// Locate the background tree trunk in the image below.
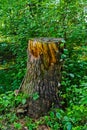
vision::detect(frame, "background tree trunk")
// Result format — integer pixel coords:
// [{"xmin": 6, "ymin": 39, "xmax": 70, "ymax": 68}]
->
[{"xmin": 20, "ymin": 38, "xmax": 64, "ymax": 118}]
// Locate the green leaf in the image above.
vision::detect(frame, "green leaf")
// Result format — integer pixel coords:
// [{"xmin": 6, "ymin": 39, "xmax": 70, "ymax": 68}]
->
[
  {"xmin": 81, "ymin": 97, "xmax": 87, "ymax": 105},
  {"xmin": 22, "ymin": 98, "xmax": 26, "ymax": 105},
  {"xmin": 33, "ymin": 93, "xmax": 39, "ymax": 100},
  {"xmin": 60, "ymin": 43, "xmax": 64, "ymax": 48},
  {"xmin": 61, "ymin": 54, "xmax": 66, "ymax": 59},
  {"xmin": 56, "ymin": 112, "xmax": 62, "ymax": 120},
  {"xmin": 64, "ymin": 49, "xmax": 68, "ymax": 54},
  {"xmin": 53, "ymin": 122, "xmax": 60, "ymax": 129},
  {"xmin": 63, "ymin": 116, "xmax": 69, "ymax": 122},
  {"xmin": 69, "ymin": 73, "xmax": 74, "ymax": 78},
  {"xmin": 14, "ymin": 122, "xmax": 22, "ymax": 129},
  {"xmin": 66, "ymin": 122, "xmax": 72, "ymax": 130},
  {"xmin": 50, "ymin": 111, "xmax": 54, "ymax": 118}
]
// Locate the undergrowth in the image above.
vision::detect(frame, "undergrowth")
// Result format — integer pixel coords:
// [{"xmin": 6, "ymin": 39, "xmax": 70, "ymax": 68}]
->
[{"xmin": 0, "ymin": 46, "xmax": 87, "ymax": 130}]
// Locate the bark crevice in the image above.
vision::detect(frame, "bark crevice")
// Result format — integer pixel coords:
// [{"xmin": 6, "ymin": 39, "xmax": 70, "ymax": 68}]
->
[{"xmin": 20, "ymin": 38, "xmax": 64, "ymax": 118}]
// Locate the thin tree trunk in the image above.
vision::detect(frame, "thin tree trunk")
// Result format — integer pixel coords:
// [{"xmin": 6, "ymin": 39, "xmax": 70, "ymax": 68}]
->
[{"xmin": 20, "ymin": 38, "xmax": 64, "ymax": 118}]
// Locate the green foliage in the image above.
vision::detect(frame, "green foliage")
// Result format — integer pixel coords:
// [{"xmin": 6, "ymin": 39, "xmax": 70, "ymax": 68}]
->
[
  {"xmin": 0, "ymin": 90, "xmax": 87, "ymax": 129},
  {"xmin": 0, "ymin": 91, "xmax": 28, "ymax": 114},
  {"xmin": 0, "ymin": 0, "xmax": 87, "ymax": 129},
  {"xmin": 14, "ymin": 122, "xmax": 22, "ymax": 130},
  {"xmin": 0, "ymin": 0, "xmax": 87, "ymax": 92},
  {"xmin": 32, "ymin": 92, "xmax": 39, "ymax": 100}
]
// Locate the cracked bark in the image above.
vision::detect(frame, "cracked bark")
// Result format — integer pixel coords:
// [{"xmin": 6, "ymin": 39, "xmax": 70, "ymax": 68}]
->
[{"xmin": 20, "ymin": 38, "xmax": 64, "ymax": 118}]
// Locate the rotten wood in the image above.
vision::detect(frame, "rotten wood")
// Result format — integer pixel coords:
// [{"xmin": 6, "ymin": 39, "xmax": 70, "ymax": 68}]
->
[{"xmin": 20, "ymin": 38, "xmax": 64, "ymax": 118}]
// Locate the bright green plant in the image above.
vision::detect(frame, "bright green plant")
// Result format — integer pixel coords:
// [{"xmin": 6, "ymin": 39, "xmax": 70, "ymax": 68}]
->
[{"xmin": 0, "ymin": 0, "xmax": 87, "ymax": 92}]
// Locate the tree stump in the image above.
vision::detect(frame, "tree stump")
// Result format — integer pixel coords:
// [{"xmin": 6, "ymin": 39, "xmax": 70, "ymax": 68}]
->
[{"xmin": 20, "ymin": 38, "xmax": 64, "ymax": 118}]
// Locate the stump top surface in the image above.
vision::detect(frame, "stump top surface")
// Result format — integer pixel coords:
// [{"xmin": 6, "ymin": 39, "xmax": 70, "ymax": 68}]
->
[{"xmin": 30, "ymin": 37, "xmax": 65, "ymax": 43}]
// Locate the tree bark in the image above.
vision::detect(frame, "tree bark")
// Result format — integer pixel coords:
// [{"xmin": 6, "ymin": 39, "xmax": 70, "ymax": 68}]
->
[{"xmin": 20, "ymin": 38, "xmax": 64, "ymax": 118}]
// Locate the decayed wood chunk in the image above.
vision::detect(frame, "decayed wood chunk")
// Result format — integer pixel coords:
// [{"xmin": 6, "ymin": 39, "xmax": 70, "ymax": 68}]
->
[{"xmin": 20, "ymin": 38, "xmax": 64, "ymax": 118}]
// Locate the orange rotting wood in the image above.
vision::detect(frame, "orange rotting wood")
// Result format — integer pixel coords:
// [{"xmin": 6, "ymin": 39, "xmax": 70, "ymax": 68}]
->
[
  {"xmin": 51, "ymin": 42, "xmax": 58, "ymax": 52},
  {"xmin": 48, "ymin": 43, "xmax": 56, "ymax": 64},
  {"xmin": 28, "ymin": 40, "xmax": 58, "ymax": 65},
  {"xmin": 20, "ymin": 38, "xmax": 64, "ymax": 118}
]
